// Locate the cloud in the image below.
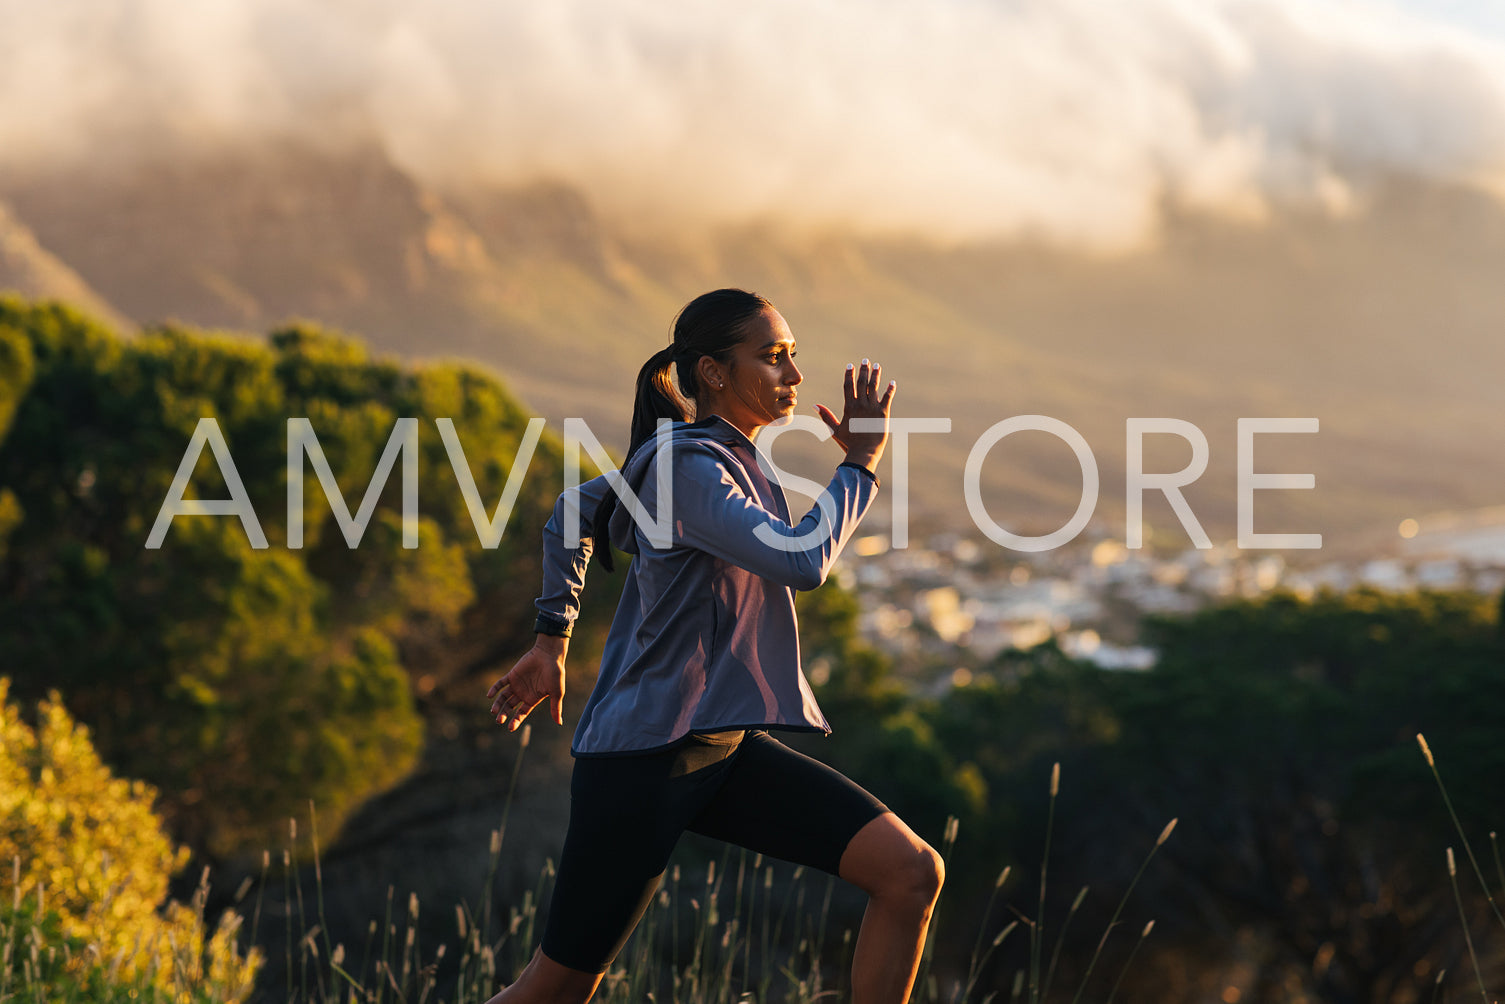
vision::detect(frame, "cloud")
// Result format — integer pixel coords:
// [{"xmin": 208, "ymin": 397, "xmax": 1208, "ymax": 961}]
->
[{"xmin": 2, "ymin": 0, "xmax": 1504, "ymax": 246}]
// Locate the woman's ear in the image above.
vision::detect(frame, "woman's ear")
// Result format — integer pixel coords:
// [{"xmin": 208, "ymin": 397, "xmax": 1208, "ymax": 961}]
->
[{"xmin": 695, "ymin": 355, "xmax": 725, "ymax": 393}]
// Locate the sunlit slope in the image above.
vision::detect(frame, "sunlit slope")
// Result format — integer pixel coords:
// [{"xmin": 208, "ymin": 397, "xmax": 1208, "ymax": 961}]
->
[{"xmin": 0, "ymin": 200, "xmax": 133, "ymax": 333}]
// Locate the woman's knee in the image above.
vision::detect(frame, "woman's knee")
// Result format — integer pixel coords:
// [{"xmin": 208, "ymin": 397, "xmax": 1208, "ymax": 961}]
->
[
  {"xmin": 840, "ymin": 813, "xmax": 945, "ymax": 909},
  {"xmin": 908, "ymin": 841, "xmax": 945, "ymax": 906},
  {"xmin": 873, "ymin": 840, "xmax": 944, "ymax": 914}
]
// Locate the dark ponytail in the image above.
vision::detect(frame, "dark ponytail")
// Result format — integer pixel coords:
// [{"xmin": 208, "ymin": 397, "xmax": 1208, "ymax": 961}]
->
[
  {"xmin": 591, "ymin": 288, "xmax": 775, "ymax": 571},
  {"xmin": 626, "ymin": 344, "xmax": 690, "ymax": 459}
]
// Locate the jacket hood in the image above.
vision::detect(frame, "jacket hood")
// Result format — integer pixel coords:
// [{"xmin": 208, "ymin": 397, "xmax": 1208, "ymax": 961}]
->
[{"xmin": 607, "ymin": 415, "xmax": 754, "ymax": 555}]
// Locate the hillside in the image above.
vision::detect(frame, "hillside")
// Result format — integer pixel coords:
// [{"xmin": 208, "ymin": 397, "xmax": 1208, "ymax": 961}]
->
[{"xmin": 0, "ymin": 200, "xmax": 133, "ymax": 332}]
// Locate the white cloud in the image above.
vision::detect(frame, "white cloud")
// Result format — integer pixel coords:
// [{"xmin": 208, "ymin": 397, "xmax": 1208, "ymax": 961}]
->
[{"xmin": 2, "ymin": 0, "xmax": 1503, "ymax": 246}]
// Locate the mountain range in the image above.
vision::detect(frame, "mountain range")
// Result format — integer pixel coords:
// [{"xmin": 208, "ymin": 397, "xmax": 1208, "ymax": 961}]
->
[{"xmin": 3, "ymin": 142, "xmax": 1502, "ymax": 558}]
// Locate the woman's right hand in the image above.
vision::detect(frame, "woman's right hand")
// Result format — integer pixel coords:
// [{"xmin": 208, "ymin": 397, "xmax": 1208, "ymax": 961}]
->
[
  {"xmin": 814, "ymin": 358, "xmax": 896, "ymax": 475},
  {"xmin": 487, "ymin": 635, "xmax": 568, "ymax": 732}
]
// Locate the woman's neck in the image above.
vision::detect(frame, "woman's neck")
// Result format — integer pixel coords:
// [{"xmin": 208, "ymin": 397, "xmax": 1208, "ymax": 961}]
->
[{"xmin": 696, "ymin": 406, "xmax": 763, "ymax": 442}]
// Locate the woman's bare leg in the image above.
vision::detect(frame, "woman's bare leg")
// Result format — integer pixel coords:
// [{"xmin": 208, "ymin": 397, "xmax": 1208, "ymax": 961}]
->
[
  {"xmin": 839, "ymin": 812, "xmax": 946, "ymax": 1004},
  {"xmin": 483, "ymin": 946, "xmax": 605, "ymax": 1004}
]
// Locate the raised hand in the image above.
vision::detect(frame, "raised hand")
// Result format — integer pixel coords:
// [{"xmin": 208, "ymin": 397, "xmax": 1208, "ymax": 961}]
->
[
  {"xmin": 813, "ymin": 358, "xmax": 896, "ymax": 473},
  {"xmin": 486, "ymin": 635, "xmax": 568, "ymax": 732}
]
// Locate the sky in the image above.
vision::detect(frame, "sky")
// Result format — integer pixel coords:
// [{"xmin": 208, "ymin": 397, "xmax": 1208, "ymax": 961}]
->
[
  {"xmin": 1387, "ymin": 0, "xmax": 1505, "ymax": 40},
  {"xmin": 2, "ymin": 0, "xmax": 1504, "ymax": 248}
]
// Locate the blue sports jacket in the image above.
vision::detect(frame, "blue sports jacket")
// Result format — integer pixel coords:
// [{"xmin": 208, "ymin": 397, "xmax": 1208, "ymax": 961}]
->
[{"xmin": 533, "ymin": 414, "xmax": 879, "ymax": 755}]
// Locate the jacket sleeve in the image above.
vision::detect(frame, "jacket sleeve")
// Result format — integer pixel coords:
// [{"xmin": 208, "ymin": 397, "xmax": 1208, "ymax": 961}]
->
[
  {"xmin": 661, "ymin": 445, "xmax": 879, "ymax": 591},
  {"xmin": 534, "ymin": 473, "xmax": 614, "ymax": 634}
]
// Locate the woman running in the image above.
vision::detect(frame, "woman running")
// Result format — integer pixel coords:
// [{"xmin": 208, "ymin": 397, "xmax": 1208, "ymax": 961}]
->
[{"xmin": 484, "ymin": 289, "xmax": 943, "ymax": 1004}]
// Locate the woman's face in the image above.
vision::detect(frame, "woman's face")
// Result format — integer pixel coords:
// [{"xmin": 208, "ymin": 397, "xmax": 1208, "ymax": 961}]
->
[{"xmin": 704, "ymin": 307, "xmax": 802, "ymax": 439}]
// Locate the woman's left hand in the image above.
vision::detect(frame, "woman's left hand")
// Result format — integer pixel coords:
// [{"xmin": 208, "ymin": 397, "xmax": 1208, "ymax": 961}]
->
[
  {"xmin": 487, "ymin": 635, "xmax": 568, "ymax": 732},
  {"xmin": 814, "ymin": 358, "xmax": 895, "ymax": 472}
]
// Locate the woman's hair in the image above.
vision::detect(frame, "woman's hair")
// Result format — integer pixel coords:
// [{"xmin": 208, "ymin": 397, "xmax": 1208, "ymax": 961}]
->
[{"xmin": 590, "ymin": 288, "xmax": 775, "ymax": 571}]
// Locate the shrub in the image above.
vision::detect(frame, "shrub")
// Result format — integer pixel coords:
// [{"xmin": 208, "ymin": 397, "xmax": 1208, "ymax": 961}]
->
[{"xmin": 0, "ymin": 677, "xmax": 260, "ymax": 1000}]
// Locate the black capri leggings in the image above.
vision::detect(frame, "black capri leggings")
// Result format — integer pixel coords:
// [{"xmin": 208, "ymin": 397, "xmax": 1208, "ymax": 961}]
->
[{"xmin": 539, "ymin": 729, "xmax": 890, "ymax": 974}]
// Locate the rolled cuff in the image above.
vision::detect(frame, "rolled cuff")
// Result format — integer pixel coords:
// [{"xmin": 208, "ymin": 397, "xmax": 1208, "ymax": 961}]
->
[
  {"xmin": 837, "ymin": 461, "xmax": 879, "ymax": 489},
  {"xmin": 534, "ymin": 611, "xmax": 573, "ymax": 638}
]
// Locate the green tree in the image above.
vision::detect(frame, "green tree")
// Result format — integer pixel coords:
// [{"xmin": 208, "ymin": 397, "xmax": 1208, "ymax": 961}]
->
[
  {"xmin": 0, "ymin": 298, "xmax": 585, "ymax": 859},
  {"xmin": 985, "ymin": 588, "xmax": 1505, "ymax": 1003}
]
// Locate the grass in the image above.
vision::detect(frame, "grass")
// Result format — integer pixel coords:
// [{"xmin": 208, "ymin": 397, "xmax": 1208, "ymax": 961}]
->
[
  {"xmin": 4, "ymin": 727, "xmax": 1180, "ymax": 1004},
  {"xmin": 6, "ymin": 707, "xmax": 1502, "ymax": 1002},
  {"xmin": 1417, "ymin": 733, "xmax": 1505, "ymax": 1004},
  {"xmin": 0, "ymin": 857, "xmax": 259, "ymax": 1004}
]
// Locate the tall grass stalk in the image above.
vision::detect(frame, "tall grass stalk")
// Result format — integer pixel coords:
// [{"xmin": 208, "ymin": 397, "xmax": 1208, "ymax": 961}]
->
[
  {"xmin": 757, "ymin": 865, "xmax": 771, "ymax": 1004},
  {"xmin": 249, "ymin": 851, "xmax": 268, "ymax": 974},
  {"xmin": 1039, "ymin": 886, "xmax": 1088, "ymax": 1004},
  {"xmin": 2, "ymin": 857, "xmax": 15, "ymax": 1001},
  {"xmin": 1446, "ymin": 847, "xmax": 1491, "ymax": 1004},
  {"xmin": 481, "ymin": 723, "xmax": 531, "ymax": 967},
  {"xmin": 309, "ymin": 801, "xmax": 336, "ymax": 971},
  {"xmin": 1417, "ymin": 733, "xmax": 1505, "ymax": 936},
  {"xmin": 959, "ymin": 867, "xmax": 1011, "ymax": 1002},
  {"xmin": 379, "ymin": 884, "xmax": 395, "ymax": 1002},
  {"xmin": 812, "ymin": 872, "xmax": 836, "ymax": 991},
  {"xmin": 1102, "ymin": 921, "xmax": 1153, "ymax": 1004},
  {"xmin": 737, "ymin": 851, "xmax": 755, "ymax": 990},
  {"xmin": 283, "ymin": 844, "xmax": 295, "ymax": 999},
  {"xmin": 960, "ymin": 920, "xmax": 1019, "ymax": 1003},
  {"xmin": 1029, "ymin": 763, "xmax": 1060, "ymax": 1004},
  {"xmin": 1067, "ymin": 817, "xmax": 1176, "ymax": 1004},
  {"xmin": 1491, "ymin": 832, "xmax": 1505, "ymax": 906},
  {"xmin": 673, "ymin": 863, "xmax": 683, "ymax": 1004}
]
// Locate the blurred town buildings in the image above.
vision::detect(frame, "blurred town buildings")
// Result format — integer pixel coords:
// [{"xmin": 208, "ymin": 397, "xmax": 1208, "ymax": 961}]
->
[{"xmin": 825, "ymin": 507, "xmax": 1505, "ymax": 694}]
